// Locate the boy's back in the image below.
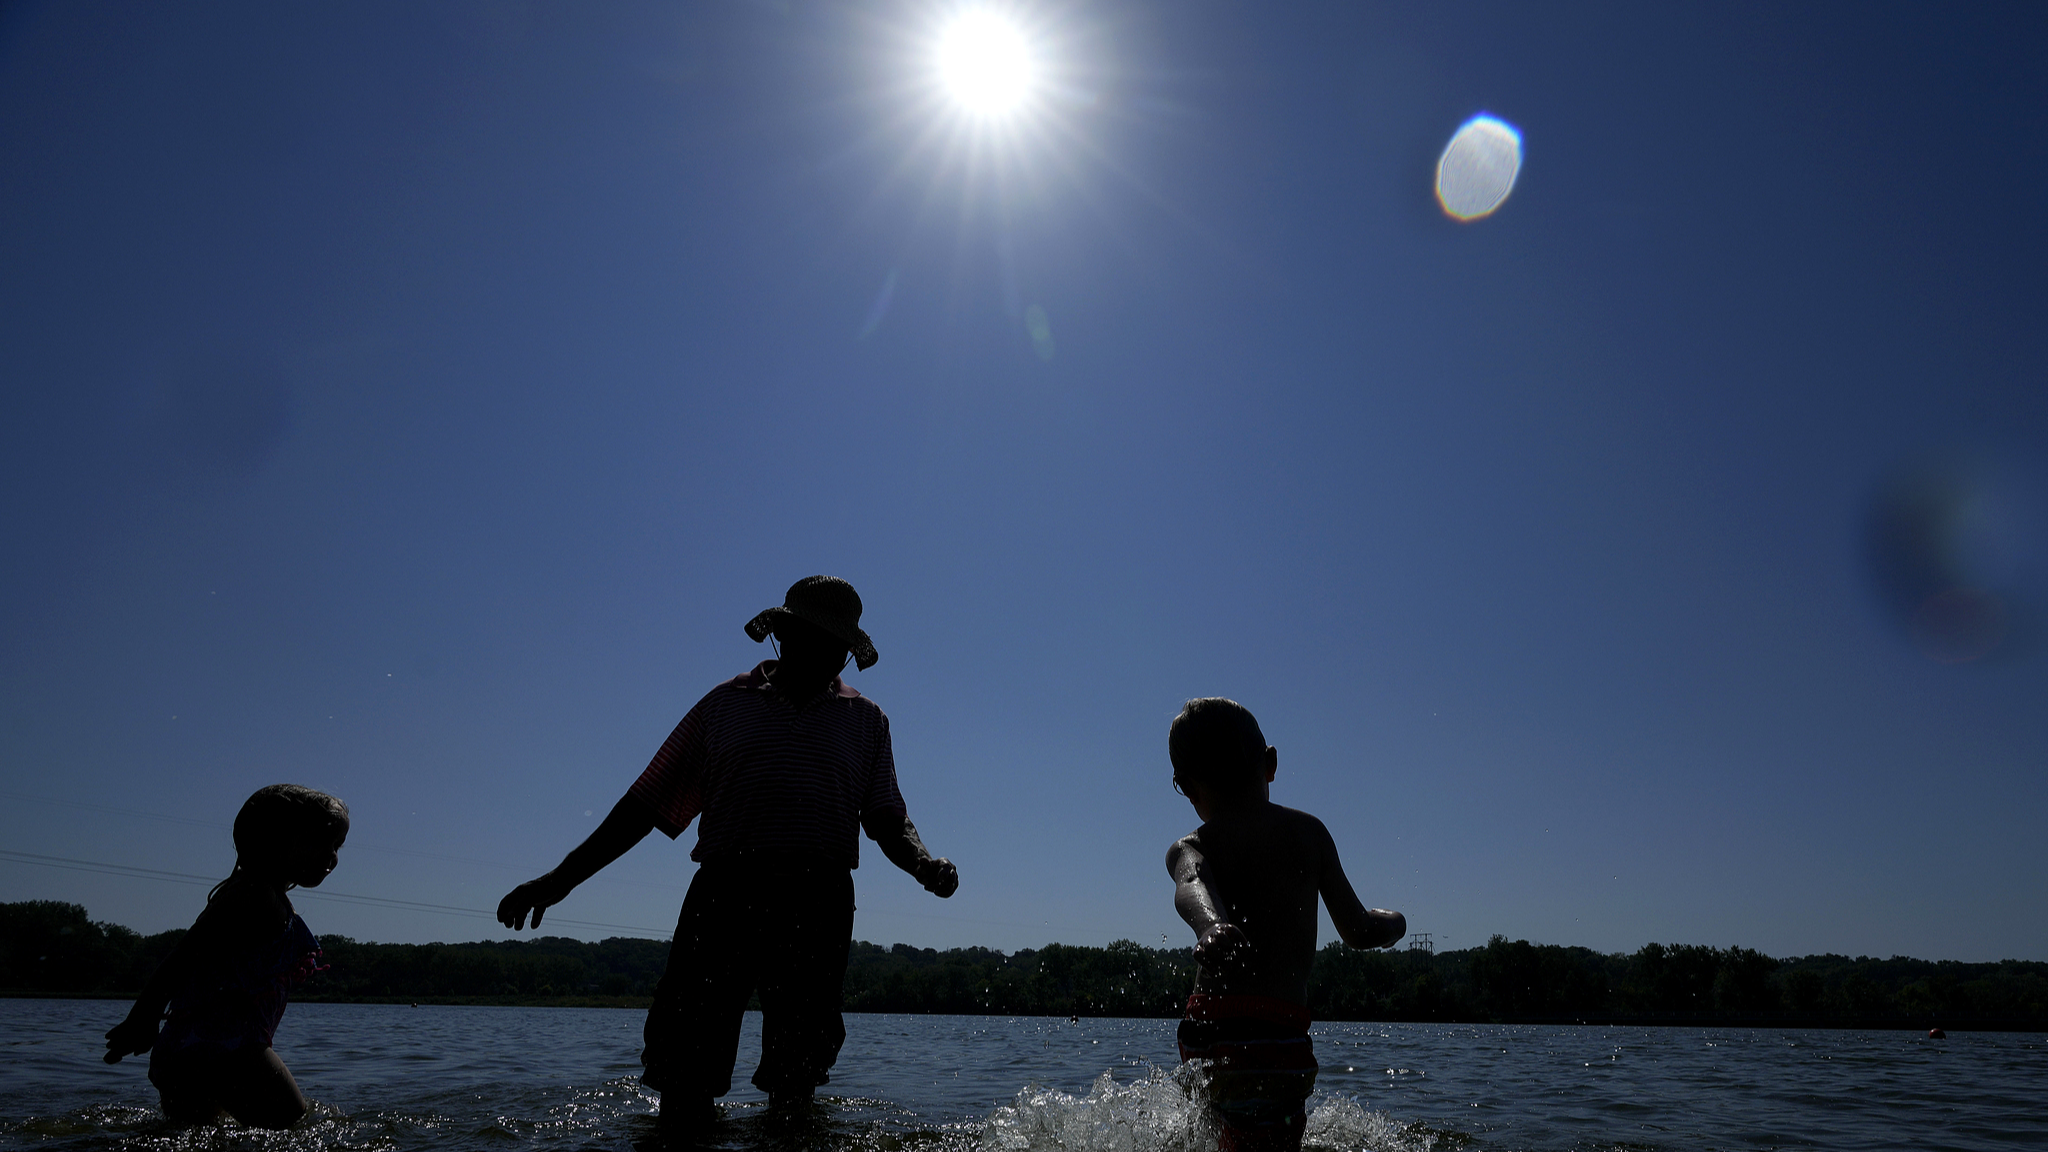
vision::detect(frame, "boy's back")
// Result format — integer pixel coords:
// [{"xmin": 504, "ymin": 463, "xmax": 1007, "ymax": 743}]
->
[
  {"xmin": 1163, "ymin": 697, "xmax": 1403, "ymax": 1152},
  {"xmin": 1168, "ymin": 802, "xmax": 1357, "ymax": 1006}
]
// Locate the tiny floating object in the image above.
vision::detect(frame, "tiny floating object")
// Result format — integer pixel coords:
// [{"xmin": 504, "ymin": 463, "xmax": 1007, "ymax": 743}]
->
[{"xmin": 1928, "ymin": 1027, "xmax": 1947, "ymax": 1039}]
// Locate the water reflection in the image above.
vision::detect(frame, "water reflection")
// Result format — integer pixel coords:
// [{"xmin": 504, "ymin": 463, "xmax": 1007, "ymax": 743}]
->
[{"xmin": 9, "ymin": 1003, "xmax": 2045, "ymax": 1152}]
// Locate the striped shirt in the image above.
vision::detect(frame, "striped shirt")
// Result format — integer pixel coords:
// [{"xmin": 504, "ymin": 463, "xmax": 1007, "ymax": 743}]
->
[{"xmin": 629, "ymin": 662, "xmax": 908, "ymax": 870}]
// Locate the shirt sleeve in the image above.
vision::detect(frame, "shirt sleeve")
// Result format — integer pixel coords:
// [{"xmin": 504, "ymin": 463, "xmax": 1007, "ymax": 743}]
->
[
  {"xmin": 858, "ymin": 708, "xmax": 910, "ymax": 842},
  {"xmin": 629, "ymin": 693, "xmax": 712, "ymax": 839}
]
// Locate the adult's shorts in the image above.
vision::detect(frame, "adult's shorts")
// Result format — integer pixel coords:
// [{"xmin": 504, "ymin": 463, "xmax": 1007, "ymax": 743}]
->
[{"xmin": 641, "ymin": 860, "xmax": 856, "ymax": 1098}]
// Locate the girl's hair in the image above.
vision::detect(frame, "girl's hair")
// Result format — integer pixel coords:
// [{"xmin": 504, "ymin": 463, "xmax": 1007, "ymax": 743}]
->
[{"xmin": 210, "ymin": 784, "xmax": 350, "ymax": 900}]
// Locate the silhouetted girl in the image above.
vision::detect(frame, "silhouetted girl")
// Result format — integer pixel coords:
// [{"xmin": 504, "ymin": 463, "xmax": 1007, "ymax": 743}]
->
[{"xmin": 103, "ymin": 784, "xmax": 348, "ymax": 1128}]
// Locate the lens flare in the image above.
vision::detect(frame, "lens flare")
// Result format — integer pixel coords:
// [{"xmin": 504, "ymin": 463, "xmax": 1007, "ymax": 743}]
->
[
  {"xmin": 1025, "ymin": 304, "xmax": 1056, "ymax": 360},
  {"xmin": 1910, "ymin": 587, "xmax": 2009, "ymax": 665},
  {"xmin": 938, "ymin": 11, "xmax": 1034, "ymax": 117},
  {"xmin": 1436, "ymin": 115, "xmax": 1523, "ymax": 221},
  {"xmin": 1866, "ymin": 452, "xmax": 2048, "ymax": 664}
]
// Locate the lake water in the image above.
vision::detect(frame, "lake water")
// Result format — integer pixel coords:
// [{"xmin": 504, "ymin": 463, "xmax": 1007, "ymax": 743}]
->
[{"xmin": 1, "ymin": 1000, "xmax": 2040, "ymax": 1152}]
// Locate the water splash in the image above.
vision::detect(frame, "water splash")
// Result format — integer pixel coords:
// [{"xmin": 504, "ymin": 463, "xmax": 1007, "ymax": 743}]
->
[
  {"xmin": 980, "ymin": 1066, "xmax": 1215, "ymax": 1152},
  {"xmin": 6, "ymin": 1100, "xmax": 397, "ymax": 1152},
  {"xmin": 1299, "ymin": 1096, "xmax": 1454, "ymax": 1152},
  {"xmin": 0, "ymin": 1084, "xmax": 673, "ymax": 1152},
  {"xmin": 978, "ymin": 1067, "xmax": 1442, "ymax": 1152}
]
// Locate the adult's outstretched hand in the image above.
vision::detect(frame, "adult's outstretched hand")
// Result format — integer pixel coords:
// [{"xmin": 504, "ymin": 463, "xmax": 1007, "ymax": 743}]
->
[
  {"xmin": 496, "ymin": 794, "xmax": 659, "ymax": 930},
  {"xmin": 497, "ymin": 873, "xmax": 572, "ymax": 931},
  {"xmin": 915, "ymin": 856, "xmax": 959, "ymax": 899}
]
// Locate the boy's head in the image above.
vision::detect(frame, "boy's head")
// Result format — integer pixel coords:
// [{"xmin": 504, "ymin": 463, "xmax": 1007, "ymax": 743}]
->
[{"xmin": 1169, "ymin": 698, "xmax": 1271, "ymax": 794}]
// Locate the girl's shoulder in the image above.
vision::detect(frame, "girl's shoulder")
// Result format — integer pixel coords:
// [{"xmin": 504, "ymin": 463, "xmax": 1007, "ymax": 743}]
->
[{"xmin": 194, "ymin": 874, "xmax": 294, "ymax": 943}]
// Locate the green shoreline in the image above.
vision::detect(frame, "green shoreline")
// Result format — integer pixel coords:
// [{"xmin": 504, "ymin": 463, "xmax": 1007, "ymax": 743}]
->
[
  {"xmin": 9, "ymin": 990, "xmax": 2044, "ymax": 1032},
  {"xmin": 6, "ymin": 901, "xmax": 2044, "ymax": 1030}
]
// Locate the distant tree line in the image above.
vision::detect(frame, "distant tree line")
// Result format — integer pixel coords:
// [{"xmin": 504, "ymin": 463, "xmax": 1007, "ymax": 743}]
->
[
  {"xmin": 5, "ymin": 901, "xmax": 2043, "ymax": 1029},
  {"xmin": 1308, "ymin": 936, "xmax": 2048, "ymax": 1029},
  {"xmin": 0, "ymin": 900, "xmax": 184, "ymax": 997}
]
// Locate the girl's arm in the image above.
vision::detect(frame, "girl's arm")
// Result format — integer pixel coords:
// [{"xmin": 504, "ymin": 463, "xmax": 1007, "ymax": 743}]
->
[
  {"xmin": 103, "ymin": 881, "xmax": 277, "ymax": 1063},
  {"xmin": 103, "ymin": 932, "xmax": 197, "ymax": 1062}
]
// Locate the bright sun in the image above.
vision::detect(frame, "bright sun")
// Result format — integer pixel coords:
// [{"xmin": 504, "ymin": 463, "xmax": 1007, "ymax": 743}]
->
[{"xmin": 937, "ymin": 11, "xmax": 1033, "ymax": 117}]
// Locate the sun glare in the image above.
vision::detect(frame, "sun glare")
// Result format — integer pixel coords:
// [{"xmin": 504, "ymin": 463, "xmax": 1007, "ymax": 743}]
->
[{"xmin": 937, "ymin": 11, "xmax": 1034, "ymax": 117}]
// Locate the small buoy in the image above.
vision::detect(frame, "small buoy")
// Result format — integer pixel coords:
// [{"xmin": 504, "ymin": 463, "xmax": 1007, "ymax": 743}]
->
[{"xmin": 1928, "ymin": 1027, "xmax": 1946, "ymax": 1039}]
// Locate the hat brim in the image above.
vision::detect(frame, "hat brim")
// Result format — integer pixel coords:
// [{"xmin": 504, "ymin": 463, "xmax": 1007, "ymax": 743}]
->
[{"xmin": 745, "ymin": 607, "xmax": 878, "ymax": 671}]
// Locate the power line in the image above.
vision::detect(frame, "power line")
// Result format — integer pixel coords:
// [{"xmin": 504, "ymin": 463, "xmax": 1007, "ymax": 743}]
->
[
  {"xmin": 0, "ymin": 848, "xmax": 1092, "ymax": 943},
  {"xmin": 0, "ymin": 850, "xmax": 670, "ymax": 937},
  {"xmin": 0, "ymin": 789, "xmax": 688, "ymax": 894},
  {"xmin": 1, "ymin": 794, "xmax": 1098, "ymax": 941},
  {"xmin": 0, "ymin": 850, "xmax": 214, "ymax": 886}
]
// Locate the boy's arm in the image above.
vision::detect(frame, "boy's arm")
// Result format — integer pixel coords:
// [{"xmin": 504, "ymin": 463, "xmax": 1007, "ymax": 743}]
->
[
  {"xmin": 496, "ymin": 792, "xmax": 658, "ymax": 930},
  {"xmin": 1314, "ymin": 820, "xmax": 1406, "ymax": 950},
  {"xmin": 1168, "ymin": 837, "xmax": 1249, "ymax": 968},
  {"xmin": 873, "ymin": 816, "xmax": 958, "ymax": 897}
]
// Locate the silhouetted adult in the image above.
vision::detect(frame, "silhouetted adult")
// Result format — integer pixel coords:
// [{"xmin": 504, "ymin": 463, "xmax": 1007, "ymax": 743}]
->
[{"xmin": 496, "ymin": 576, "xmax": 958, "ymax": 1137}]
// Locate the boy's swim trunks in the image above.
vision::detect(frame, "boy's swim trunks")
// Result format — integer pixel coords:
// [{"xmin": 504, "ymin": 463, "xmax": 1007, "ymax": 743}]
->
[{"xmin": 1177, "ymin": 993, "xmax": 1317, "ymax": 1152}]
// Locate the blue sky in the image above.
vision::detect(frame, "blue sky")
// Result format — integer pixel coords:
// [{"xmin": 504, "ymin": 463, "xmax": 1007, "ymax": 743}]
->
[{"xmin": 3, "ymin": 2, "xmax": 2045, "ymax": 962}]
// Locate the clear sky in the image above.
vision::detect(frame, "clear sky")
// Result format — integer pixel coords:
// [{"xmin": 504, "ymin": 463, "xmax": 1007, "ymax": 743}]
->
[{"xmin": 3, "ymin": 2, "xmax": 2045, "ymax": 963}]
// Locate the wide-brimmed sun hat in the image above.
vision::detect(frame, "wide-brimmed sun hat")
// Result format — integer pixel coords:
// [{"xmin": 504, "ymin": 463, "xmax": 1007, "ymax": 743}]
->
[{"xmin": 744, "ymin": 575, "xmax": 878, "ymax": 671}]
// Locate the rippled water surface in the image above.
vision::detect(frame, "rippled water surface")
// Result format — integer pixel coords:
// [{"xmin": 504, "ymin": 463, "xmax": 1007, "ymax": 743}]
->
[{"xmin": 3, "ymin": 1001, "xmax": 2040, "ymax": 1152}]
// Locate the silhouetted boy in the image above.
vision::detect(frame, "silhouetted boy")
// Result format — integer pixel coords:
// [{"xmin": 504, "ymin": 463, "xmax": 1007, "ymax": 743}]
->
[
  {"xmin": 1165, "ymin": 698, "xmax": 1404, "ymax": 1152},
  {"xmin": 498, "ymin": 576, "xmax": 958, "ymax": 1139}
]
